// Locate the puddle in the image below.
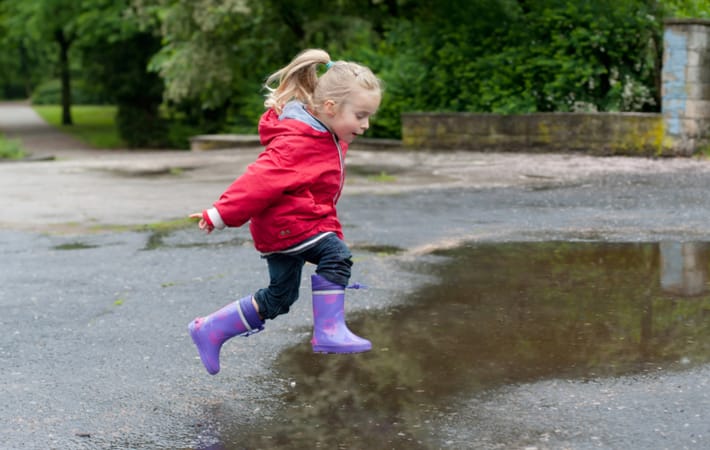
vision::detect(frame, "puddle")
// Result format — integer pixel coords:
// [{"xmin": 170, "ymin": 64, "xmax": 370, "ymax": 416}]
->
[
  {"xmin": 347, "ymin": 164, "xmax": 405, "ymax": 177},
  {"xmin": 142, "ymin": 229, "xmax": 249, "ymax": 251},
  {"xmin": 198, "ymin": 241, "xmax": 710, "ymax": 449},
  {"xmin": 98, "ymin": 166, "xmax": 196, "ymax": 178},
  {"xmin": 52, "ymin": 241, "xmax": 99, "ymax": 250},
  {"xmin": 347, "ymin": 164, "xmax": 402, "ymax": 182},
  {"xmin": 351, "ymin": 243, "xmax": 404, "ymax": 256}
]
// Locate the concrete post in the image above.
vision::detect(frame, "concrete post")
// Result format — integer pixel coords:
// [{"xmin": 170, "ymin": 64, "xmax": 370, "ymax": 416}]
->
[{"xmin": 663, "ymin": 19, "xmax": 710, "ymax": 155}]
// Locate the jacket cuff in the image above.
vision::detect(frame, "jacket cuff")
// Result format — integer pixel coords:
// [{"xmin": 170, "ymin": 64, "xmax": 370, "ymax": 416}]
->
[{"xmin": 205, "ymin": 207, "xmax": 226, "ymax": 230}]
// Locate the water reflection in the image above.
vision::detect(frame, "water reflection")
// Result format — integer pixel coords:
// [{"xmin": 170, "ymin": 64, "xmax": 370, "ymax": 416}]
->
[
  {"xmin": 660, "ymin": 241, "xmax": 708, "ymax": 296},
  {"xmin": 203, "ymin": 241, "xmax": 710, "ymax": 449}
]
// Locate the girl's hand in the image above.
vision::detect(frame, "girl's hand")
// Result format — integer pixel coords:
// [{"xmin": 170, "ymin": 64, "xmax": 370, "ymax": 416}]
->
[{"xmin": 189, "ymin": 212, "xmax": 214, "ymax": 234}]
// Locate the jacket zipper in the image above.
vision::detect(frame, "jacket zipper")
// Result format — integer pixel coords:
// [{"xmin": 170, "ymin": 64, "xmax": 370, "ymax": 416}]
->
[{"xmin": 332, "ymin": 134, "xmax": 345, "ymax": 205}]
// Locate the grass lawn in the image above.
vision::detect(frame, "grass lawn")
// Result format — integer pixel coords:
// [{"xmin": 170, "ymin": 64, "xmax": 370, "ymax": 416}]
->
[{"xmin": 32, "ymin": 105, "xmax": 126, "ymax": 149}]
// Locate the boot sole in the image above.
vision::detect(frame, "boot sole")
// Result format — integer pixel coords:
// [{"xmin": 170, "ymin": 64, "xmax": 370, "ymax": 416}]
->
[{"xmin": 312, "ymin": 344, "xmax": 372, "ymax": 354}]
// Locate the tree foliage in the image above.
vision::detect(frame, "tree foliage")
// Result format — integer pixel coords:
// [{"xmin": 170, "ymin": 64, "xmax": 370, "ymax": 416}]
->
[
  {"xmin": 0, "ymin": 0, "xmax": 87, "ymax": 124},
  {"xmin": 0, "ymin": 0, "xmax": 707, "ymax": 144},
  {"xmin": 663, "ymin": 0, "xmax": 710, "ymax": 17},
  {"xmin": 73, "ymin": 1, "xmax": 168, "ymax": 147},
  {"xmin": 141, "ymin": 0, "xmax": 669, "ymax": 138}
]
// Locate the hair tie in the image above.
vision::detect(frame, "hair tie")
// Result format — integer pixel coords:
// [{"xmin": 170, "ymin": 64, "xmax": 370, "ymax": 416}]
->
[{"xmin": 325, "ymin": 61, "xmax": 335, "ymax": 69}]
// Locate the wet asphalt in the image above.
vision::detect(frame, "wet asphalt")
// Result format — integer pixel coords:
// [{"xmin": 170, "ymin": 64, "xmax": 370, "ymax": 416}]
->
[{"xmin": 2, "ymin": 102, "xmax": 710, "ymax": 449}]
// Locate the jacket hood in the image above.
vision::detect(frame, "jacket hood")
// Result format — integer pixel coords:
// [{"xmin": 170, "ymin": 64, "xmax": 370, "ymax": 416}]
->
[{"xmin": 259, "ymin": 101, "xmax": 332, "ymax": 146}]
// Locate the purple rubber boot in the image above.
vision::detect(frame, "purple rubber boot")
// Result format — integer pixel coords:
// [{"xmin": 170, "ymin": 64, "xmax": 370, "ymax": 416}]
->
[
  {"xmin": 188, "ymin": 296, "xmax": 264, "ymax": 375},
  {"xmin": 311, "ymin": 274, "xmax": 372, "ymax": 353}
]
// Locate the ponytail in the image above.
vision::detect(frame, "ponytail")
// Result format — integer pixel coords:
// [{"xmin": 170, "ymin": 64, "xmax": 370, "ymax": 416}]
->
[{"xmin": 264, "ymin": 49, "xmax": 330, "ymax": 114}]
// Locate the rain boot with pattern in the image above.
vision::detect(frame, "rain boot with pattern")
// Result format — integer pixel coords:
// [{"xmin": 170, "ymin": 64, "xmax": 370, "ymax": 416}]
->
[
  {"xmin": 188, "ymin": 296, "xmax": 264, "ymax": 375},
  {"xmin": 310, "ymin": 274, "xmax": 371, "ymax": 353}
]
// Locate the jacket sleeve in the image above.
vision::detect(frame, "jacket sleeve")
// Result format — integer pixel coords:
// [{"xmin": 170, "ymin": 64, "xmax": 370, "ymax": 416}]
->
[{"xmin": 210, "ymin": 142, "xmax": 305, "ymax": 228}]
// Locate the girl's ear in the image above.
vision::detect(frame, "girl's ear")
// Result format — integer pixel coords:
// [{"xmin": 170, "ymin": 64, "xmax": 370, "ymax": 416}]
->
[{"xmin": 323, "ymin": 99, "xmax": 338, "ymax": 117}]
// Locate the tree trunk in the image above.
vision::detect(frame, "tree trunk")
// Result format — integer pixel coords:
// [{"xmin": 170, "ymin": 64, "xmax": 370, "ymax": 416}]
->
[
  {"xmin": 55, "ymin": 29, "xmax": 73, "ymax": 126},
  {"xmin": 19, "ymin": 45, "xmax": 32, "ymax": 99}
]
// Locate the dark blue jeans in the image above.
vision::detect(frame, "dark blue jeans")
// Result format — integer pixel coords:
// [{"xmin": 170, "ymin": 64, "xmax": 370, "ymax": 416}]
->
[{"xmin": 253, "ymin": 234, "xmax": 353, "ymax": 320}]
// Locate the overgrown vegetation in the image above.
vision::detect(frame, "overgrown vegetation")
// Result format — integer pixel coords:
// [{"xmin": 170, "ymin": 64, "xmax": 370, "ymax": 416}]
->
[
  {"xmin": 0, "ymin": 134, "xmax": 25, "ymax": 159},
  {"xmin": 0, "ymin": 0, "xmax": 707, "ymax": 146}
]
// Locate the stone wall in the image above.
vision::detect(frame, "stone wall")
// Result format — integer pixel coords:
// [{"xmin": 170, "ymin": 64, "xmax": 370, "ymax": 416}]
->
[{"xmin": 401, "ymin": 112, "xmax": 669, "ymax": 156}]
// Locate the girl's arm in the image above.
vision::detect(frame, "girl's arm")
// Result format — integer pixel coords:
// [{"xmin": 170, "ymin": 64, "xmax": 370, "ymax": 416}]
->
[{"xmin": 193, "ymin": 141, "xmax": 305, "ymax": 231}]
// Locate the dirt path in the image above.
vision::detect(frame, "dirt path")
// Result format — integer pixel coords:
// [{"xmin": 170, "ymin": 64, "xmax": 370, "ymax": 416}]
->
[{"xmin": 0, "ymin": 100, "xmax": 104, "ymax": 159}]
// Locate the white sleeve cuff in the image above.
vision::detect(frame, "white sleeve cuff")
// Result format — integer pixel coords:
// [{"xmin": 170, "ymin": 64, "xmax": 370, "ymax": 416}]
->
[{"xmin": 206, "ymin": 207, "xmax": 226, "ymax": 230}]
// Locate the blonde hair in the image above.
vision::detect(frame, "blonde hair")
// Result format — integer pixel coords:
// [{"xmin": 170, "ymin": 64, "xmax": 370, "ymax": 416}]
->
[{"xmin": 264, "ymin": 49, "xmax": 382, "ymax": 115}]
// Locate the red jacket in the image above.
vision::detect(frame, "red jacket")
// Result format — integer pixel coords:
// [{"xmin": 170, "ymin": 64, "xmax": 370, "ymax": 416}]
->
[{"xmin": 204, "ymin": 107, "xmax": 348, "ymax": 253}]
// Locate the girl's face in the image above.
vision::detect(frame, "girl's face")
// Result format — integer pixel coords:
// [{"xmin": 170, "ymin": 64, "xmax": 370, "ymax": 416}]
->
[{"xmin": 320, "ymin": 87, "xmax": 381, "ymax": 144}]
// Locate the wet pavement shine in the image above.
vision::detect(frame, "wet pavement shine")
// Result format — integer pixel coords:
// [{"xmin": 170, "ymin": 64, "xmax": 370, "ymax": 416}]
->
[
  {"xmin": 4, "ymin": 180, "xmax": 710, "ymax": 449},
  {"xmin": 4, "ymin": 101, "xmax": 710, "ymax": 449}
]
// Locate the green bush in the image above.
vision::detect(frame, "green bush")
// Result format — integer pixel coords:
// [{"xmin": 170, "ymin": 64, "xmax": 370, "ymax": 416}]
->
[
  {"xmin": 1, "ymin": 83, "xmax": 28, "ymax": 100},
  {"xmin": 116, "ymin": 104, "xmax": 168, "ymax": 148},
  {"xmin": 165, "ymin": 121, "xmax": 202, "ymax": 150},
  {"xmin": 31, "ymin": 79, "xmax": 110, "ymax": 105},
  {"xmin": 370, "ymin": 0, "xmax": 661, "ymax": 139}
]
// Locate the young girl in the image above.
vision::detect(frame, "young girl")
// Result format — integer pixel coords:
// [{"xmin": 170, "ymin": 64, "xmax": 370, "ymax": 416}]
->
[{"xmin": 188, "ymin": 49, "xmax": 382, "ymax": 375}]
